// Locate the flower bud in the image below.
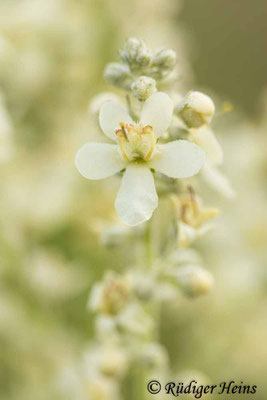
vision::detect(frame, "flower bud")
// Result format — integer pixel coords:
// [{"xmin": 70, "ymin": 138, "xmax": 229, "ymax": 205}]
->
[
  {"xmin": 85, "ymin": 376, "xmax": 119, "ymax": 400},
  {"xmin": 176, "ymin": 264, "xmax": 214, "ymax": 297},
  {"xmin": 84, "ymin": 345, "xmax": 128, "ymax": 379},
  {"xmin": 152, "ymin": 48, "xmax": 177, "ymax": 70},
  {"xmin": 131, "ymin": 76, "xmax": 156, "ymax": 101},
  {"xmin": 104, "ymin": 62, "xmax": 132, "ymax": 89},
  {"xmin": 128, "ymin": 271, "xmax": 156, "ymax": 301},
  {"xmin": 176, "ymin": 91, "xmax": 215, "ymax": 128},
  {"xmin": 88, "ymin": 272, "xmax": 131, "ymax": 316},
  {"xmin": 120, "ymin": 38, "xmax": 151, "ymax": 70},
  {"xmin": 117, "ymin": 303, "xmax": 153, "ymax": 337}
]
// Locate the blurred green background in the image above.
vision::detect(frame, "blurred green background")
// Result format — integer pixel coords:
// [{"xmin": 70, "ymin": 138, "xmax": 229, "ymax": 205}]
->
[{"xmin": 180, "ymin": 0, "xmax": 267, "ymax": 117}]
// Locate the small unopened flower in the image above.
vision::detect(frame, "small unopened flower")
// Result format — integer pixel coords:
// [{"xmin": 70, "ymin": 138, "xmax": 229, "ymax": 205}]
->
[
  {"xmin": 84, "ymin": 375, "xmax": 120, "ymax": 400},
  {"xmin": 84, "ymin": 344, "xmax": 128, "ymax": 379},
  {"xmin": 75, "ymin": 92, "xmax": 205, "ymax": 225},
  {"xmin": 176, "ymin": 264, "xmax": 214, "ymax": 297},
  {"xmin": 131, "ymin": 76, "xmax": 156, "ymax": 101},
  {"xmin": 88, "ymin": 272, "xmax": 131, "ymax": 316},
  {"xmin": 140, "ymin": 343, "xmax": 168, "ymax": 370},
  {"xmin": 152, "ymin": 48, "xmax": 177, "ymax": 70},
  {"xmin": 117, "ymin": 303, "xmax": 154, "ymax": 337},
  {"xmin": 177, "ymin": 91, "xmax": 215, "ymax": 128},
  {"xmin": 104, "ymin": 62, "xmax": 132, "ymax": 89},
  {"xmin": 120, "ymin": 38, "xmax": 151, "ymax": 70},
  {"xmin": 128, "ymin": 270, "xmax": 156, "ymax": 301}
]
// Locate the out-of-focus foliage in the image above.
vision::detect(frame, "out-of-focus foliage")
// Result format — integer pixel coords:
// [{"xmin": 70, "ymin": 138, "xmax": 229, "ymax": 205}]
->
[{"xmin": 0, "ymin": 0, "xmax": 266, "ymax": 399}]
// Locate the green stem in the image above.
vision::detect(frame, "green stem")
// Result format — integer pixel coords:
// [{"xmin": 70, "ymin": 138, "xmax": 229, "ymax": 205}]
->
[{"xmin": 144, "ymin": 218, "xmax": 153, "ymax": 268}]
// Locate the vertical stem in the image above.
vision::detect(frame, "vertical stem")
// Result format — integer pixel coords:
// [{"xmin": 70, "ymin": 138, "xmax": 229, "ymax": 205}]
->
[
  {"xmin": 126, "ymin": 94, "xmax": 139, "ymax": 121},
  {"xmin": 144, "ymin": 218, "xmax": 153, "ymax": 268}
]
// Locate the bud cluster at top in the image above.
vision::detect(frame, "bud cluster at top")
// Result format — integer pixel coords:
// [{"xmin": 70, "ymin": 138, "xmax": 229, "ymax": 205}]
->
[{"xmin": 104, "ymin": 38, "xmax": 177, "ymax": 101}]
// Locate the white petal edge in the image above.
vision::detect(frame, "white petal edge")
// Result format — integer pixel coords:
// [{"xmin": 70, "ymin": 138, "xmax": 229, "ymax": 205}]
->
[
  {"xmin": 190, "ymin": 127, "xmax": 223, "ymax": 166},
  {"xmin": 99, "ymin": 101, "xmax": 133, "ymax": 141},
  {"xmin": 140, "ymin": 92, "xmax": 173, "ymax": 138},
  {"xmin": 75, "ymin": 143, "xmax": 126, "ymax": 180},
  {"xmin": 115, "ymin": 163, "xmax": 158, "ymax": 226},
  {"xmin": 150, "ymin": 140, "xmax": 205, "ymax": 178}
]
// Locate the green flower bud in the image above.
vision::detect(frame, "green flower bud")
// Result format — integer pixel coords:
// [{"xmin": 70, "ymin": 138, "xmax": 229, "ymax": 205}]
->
[
  {"xmin": 176, "ymin": 91, "xmax": 215, "ymax": 128},
  {"xmin": 120, "ymin": 38, "xmax": 151, "ymax": 70},
  {"xmin": 152, "ymin": 48, "xmax": 177, "ymax": 70},
  {"xmin": 131, "ymin": 76, "xmax": 156, "ymax": 101},
  {"xmin": 104, "ymin": 62, "xmax": 132, "ymax": 90}
]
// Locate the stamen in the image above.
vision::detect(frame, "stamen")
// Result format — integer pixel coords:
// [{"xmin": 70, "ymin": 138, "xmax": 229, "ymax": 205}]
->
[
  {"xmin": 115, "ymin": 123, "xmax": 156, "ymax": 162},
  {"xmin": 188, "ymin": 185, "xmax": 198, "ymax": 217},
  {"xmin": 119, "ymin": 122, "xmax": 128, "ymax": 140},
  {"xmin": 143, "ymin": 125, "xmax": 155, "ymax": 161}
]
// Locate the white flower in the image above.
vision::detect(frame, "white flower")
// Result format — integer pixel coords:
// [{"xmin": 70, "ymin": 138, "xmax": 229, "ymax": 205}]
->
[{"xmin": 75, "ymin": 92, "xmax": 205, "ymax": 225}]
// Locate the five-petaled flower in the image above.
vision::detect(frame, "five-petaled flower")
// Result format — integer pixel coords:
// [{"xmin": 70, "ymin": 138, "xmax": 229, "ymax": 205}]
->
[{"xmin": 75, "ymin": 92, "xmax": 205, "ymax": 225}]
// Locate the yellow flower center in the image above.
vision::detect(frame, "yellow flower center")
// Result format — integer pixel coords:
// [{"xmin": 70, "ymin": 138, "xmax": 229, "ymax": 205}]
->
[{"xmin": 115, "ymin": 122, "xmax": 155, "ymax": 162}]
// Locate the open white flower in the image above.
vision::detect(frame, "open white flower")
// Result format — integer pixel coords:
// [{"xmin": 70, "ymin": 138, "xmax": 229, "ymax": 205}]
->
[{"xmin": 75, "ymin": 92, "xmax": 205, "ymax": 225}]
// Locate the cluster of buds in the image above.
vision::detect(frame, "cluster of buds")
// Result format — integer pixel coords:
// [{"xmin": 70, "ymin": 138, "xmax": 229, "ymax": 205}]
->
[
  {"xmin": 104, "ymin": 38, "xmax": 177, "ymax": 101},
  {"xmin": 119, "ymin": 38, "xmax": 151, "ymax": 71}
]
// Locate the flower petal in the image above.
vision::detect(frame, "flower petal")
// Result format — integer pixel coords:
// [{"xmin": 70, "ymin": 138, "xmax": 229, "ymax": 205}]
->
[
  {"xmin": 99, "ymin": 101, "xmax": 133, "ymax": 141},
  {"xmin": 150, "ymin": 140, "xmax": 205, "ymax": 178},
  {"xmin": 201, "ymin": 162, "xmax": 235, "ymax": 198},
  {"xmin": 75, "ymin": 143, "xmax": 125, "ymax": 180},
  {"xmin": 190, "ymin": 127, "xmax": 223, "ymax": 165},
  {"xmin": 140, "ymin": 92, "xmax": 173, "ymax": 138},
  {"xmin": 115, "ymin": 163, "xmax": 158, "ymax": 226}
]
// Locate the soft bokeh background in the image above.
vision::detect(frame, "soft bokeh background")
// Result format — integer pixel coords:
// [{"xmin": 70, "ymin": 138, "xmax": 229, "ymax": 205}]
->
[{"xmin": 0, "ymin": 0, "xmax": 267, "ymax": 399}]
